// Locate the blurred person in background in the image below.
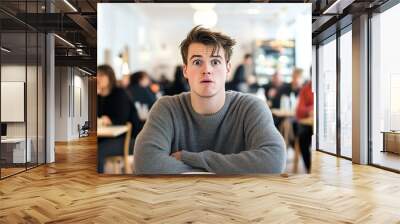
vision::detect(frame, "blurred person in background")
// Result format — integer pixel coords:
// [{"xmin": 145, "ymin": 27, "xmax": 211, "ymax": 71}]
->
[
  {"xmin": 150, "ymin": 81, "xmax": 162, "ymax": 99},
  {"xmin": 277, "ymin": 68, "xmax": 303, "ymax": 104},
  {"xmin": 228, "ymin": 53, "xmax": 253, "ymax": 92},
  {"xmin": 97, "ymin": 65, "xmax": 132, "ymax": 127},
  {"xmin": 166, "ymin": 65, "xmax": 190, "ymax": 95},
  {"xmin": 127, "ymin": 71, "xmax": 157, "ymax": 129},
  {"xmin": 263, "ymin": 71, "xmax": 284, "ymax": 109},
  {"xmin": 270, "ymin": 68, "xmax": 304, "ymax": 146},
  {"xmin": 246, "ymin": 74, "xmax": 260, "ymax": 94},
  {"xmin": 97, "ymin": 65, "xmax": 139, "ymax": 173},
  {"xmin": 158, "ymin": 74, "xmax": 172, "ymax": 95},
  {"xmin": 120, "ymin": 74, "xmax": 131, "ymax": 89},
  {"xmin": 295, "ymin": 80, "xmax": 313, "ymax": 173}
]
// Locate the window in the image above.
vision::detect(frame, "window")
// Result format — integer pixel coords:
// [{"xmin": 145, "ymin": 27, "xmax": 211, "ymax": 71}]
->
[
  {"xmin": 370, "ymin": 3, "xmax": 400, "ymax": 171},
  {"xmin": 339, "ymin": 28, "xmax": 352, "ymax": 158},
  {"xmin": 317, "ymin": 37, "xmax": 337, "ymax": 154}
]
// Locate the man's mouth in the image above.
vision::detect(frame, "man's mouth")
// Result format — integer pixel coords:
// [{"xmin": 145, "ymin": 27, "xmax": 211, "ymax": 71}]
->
[{"xmin": 201, "ymin": 80, "xmax": 213, "ymax": 83}]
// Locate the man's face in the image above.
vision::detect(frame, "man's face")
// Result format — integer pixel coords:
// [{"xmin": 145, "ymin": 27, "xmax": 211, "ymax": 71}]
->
[{"xmin": 183, "ymin": 43, "xmax": 231, "ymax": 98}]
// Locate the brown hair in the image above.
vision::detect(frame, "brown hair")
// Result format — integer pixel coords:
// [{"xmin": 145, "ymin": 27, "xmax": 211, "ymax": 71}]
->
[
  {"xmin": 129, "ymin": 71, "xmax": 148, "ymax": 86},
  {"xmin": 180, "ymin": 25, "xmax": 236, "ymax": 65},
  {"xmin": 97, "ymin": 64, "xmax": 117, "ymax": 89},
  {"xmin": 292, "ymin": 68, "xmax": 303, "ymax": 77}
]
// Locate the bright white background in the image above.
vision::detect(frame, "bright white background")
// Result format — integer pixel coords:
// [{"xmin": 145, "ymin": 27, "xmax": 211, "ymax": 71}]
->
[{"xmin": 97, "ymin": 3, "xmax": 311, "ymax": 81}]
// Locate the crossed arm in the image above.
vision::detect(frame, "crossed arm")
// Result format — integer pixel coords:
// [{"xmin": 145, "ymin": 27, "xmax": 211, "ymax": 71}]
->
[{"xmin": 134, "ymin": 97, "xmax": 286, "ymax": 175}]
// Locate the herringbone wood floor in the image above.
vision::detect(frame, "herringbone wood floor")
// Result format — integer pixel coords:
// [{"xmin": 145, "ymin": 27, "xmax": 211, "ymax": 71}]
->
[{"xmin": 1, "ymin": 136, "xmax": 400, "ymax": 223}]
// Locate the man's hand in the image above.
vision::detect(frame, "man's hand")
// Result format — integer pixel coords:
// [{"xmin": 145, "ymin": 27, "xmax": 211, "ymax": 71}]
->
[{"xmin": 171, "ymin": 151, "xmax": 182, "ymax": 161}]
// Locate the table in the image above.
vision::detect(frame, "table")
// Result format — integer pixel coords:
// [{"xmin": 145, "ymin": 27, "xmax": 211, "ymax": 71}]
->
[
  {"xmin": 97, "ymin": 125, "xmax": 129, "ymax": 138},
  {"xmin": 97, "ymin": 123, "xmax": 132, "ymax": 174},
  {"xmin": 271, "ymin": 109, "xmax": 295, "ymax": 118}
]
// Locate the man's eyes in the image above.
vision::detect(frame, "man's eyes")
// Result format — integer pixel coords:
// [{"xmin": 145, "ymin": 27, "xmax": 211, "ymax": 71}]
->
[
  {"xmin": 191, "ymin": 59, "xmax": 221, "ymax": 66},
  {"xmin": 192, "ymin": 60, "xmax": 202, "ymax": 65},
  {"xmin": 211, "ymin": 59, "xmax": 221, "ymax": 65}
]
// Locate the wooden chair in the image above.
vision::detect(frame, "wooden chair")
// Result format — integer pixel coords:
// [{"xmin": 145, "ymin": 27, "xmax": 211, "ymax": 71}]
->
[
  {"xmin": 279, "ymin": 118, "xmax": 300, "ymax": 173},
  {"xmin": 104, "ymin": 122, "xmax": 133, "ymax": 174}
]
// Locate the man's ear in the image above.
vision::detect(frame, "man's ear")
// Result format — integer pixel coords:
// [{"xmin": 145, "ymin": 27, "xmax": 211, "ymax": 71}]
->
[
  {"xmin": 226, "ymin": 62, "xmax": 232, "ymax": 78},
  {"xmin": 183, "ymin": 64, "xmax": 188, "ymax": 79}
]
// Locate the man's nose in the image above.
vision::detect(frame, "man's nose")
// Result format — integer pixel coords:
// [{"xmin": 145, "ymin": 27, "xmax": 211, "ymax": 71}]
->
[{"xmin": 202, "ymin": 62, "xmax": 212, "ymax": 74}]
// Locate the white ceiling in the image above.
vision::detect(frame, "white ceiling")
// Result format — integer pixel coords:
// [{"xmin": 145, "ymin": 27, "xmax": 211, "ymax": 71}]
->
[{"xmin": 132, "ymin": 3, "xmax": 309, "ymax": 26}]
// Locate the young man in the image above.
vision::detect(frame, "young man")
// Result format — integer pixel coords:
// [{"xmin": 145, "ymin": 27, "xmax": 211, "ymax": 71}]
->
[{"xmin": 134, "ymin": 26, "xmax": 286, "ymax": 174}]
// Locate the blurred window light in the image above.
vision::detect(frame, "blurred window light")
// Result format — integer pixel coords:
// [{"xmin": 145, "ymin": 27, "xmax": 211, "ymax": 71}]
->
[
  {"xmin": 193, "ymin": 10, "xmax": 218, "ymax": 28},
  {"xmin": 247, "ymin": 9, "xmax": 260, "ymax": 15},
  {"xmin": 276, "ymin": 25, "xmax": 291, "ymax": 40},
  {"xmin": 189, "ymin": 3, "xmax": 215, "ymax": 11},
  {"xmin": 121, "ymin": 62, "xmax": 130, "ymax": 76}
]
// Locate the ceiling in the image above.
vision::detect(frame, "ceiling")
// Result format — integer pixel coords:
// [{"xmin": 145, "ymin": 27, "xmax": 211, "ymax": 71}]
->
[{"xmin": 133, "ymin": 3, "xmax": 308, "ymax": 28}]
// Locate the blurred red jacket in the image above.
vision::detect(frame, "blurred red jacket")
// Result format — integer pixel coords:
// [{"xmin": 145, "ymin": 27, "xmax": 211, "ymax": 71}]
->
[{"xmin": 296, "ymin": 81, "xmax": 314, "ymax": 120}]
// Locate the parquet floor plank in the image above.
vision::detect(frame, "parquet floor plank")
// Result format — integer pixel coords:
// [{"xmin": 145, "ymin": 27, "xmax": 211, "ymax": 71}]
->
[{"xmin": 0, "ymin": 136, "xmax": 399, "ymax": 223}]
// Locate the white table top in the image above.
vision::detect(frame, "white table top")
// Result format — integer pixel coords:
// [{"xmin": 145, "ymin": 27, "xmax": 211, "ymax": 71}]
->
[
  {"xmin": 97, "ymin": 125, "xmax": 129, "ymax": 138},
  {"xmin": 271, "ymin": 109, "xmax": 295, "ymax": 118}
]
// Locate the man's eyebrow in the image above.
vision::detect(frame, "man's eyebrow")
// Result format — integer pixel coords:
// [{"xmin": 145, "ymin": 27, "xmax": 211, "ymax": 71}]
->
[
  {"xmin": 189, "ymin": 55, "xmax": 203, "ymax": 60},
  {"xmin": 210, "ymin": 55, "xmax": 223, "ymax": 59}
]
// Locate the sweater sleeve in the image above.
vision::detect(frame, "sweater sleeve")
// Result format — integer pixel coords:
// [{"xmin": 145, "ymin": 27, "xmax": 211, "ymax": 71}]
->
[
  {"xmin": 134, "ymin": 97, "xmax": 201, "ymax": 174},
  {"xmin": 181, "ymin": 97, "xmax": 287, "ymax": 174}
]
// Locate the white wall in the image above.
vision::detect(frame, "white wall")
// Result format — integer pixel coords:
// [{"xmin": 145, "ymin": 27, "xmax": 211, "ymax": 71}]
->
[
  {"xmin": 54, "ymin": 67, "xmax": 89, "ymax": 141},
  {"xmin": 1, "ymin": 65, "xmax": 29, "ymax": 137},
  {"xmin": 294, "ymin": 11, "xmax": 312, "ymax": 80}
]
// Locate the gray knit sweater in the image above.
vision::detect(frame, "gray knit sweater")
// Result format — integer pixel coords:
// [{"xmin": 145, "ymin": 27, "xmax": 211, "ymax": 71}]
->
[{"xmin": 134, "ymin": 91, "xmax": 286, "ymax": 174}]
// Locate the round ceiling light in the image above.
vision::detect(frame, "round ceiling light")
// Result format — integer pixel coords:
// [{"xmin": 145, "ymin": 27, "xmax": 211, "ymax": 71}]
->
[{"xmin": 193, "ymin": 9, "xmax": 218, "ymax": 28}]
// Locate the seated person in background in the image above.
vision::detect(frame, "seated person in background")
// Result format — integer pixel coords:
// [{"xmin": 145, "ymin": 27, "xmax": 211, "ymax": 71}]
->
[
  {"xmin": 166, "ymin": 65, "xmax": 190, "ymax": 96},
  {"xmin": 134, "ymin": 26, "xmax": 286, "ymax": 174},
  {"xmin": 295, "ymin": 80, "xmax": 313, "ymax": 173},
  {"xmin": 277, "ymin": 68, "xmax": 303, "ymax": 105},
  {"xmin": 97, "ymin": 65, "xmax": 133, "ymax": 127},
  {"xmin": 271, "ymin": 68, "xmax": 303, "ymax": 129},
  {"xmin": 263, "ymin": 71, "xmax": 284, "ymax": 108},
  {"xmin": 97, "ymin": 65, "xmax": 139, "ymax": 173},
  {"xmin": 158, "ymin": 74, "xmax": 173, "ymax": 95},
  {"xmin": 127, "ymin": 71, "xmax": 157, "ymax": 128}
]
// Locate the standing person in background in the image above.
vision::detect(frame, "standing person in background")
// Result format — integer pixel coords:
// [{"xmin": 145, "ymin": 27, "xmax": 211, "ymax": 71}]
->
[
  {"xmin": 295, "ymin": 80, "xmax": 313, "ymax": 173},
  {"xmin": 229, "ymin": 53, "xmax": 253, "ymax": 92},
  {"xmin": 97, "ymin": 65, "xmax": 138, "ymax": 173}
]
